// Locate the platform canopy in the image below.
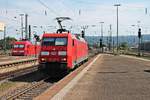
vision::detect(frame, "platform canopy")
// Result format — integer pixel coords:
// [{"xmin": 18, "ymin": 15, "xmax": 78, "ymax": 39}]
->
[{"xmin": 0, "ymin": 22, "xmax": 5, "ymax": 32}]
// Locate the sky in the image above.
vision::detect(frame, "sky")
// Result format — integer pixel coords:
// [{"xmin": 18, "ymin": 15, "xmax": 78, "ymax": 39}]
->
[{"xmin": 0, "ymin": 0, "xmax": 150, "ymax": 39}]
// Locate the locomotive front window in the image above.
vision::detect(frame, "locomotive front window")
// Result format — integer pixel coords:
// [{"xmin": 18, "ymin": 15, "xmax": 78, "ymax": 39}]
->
[
  {"xmin": 42, "ymin": 37, "xmax": 67, "ymax": 46},
  {"xmin": 19, "ymin": 45, "xmax": 24, "ymax": 48},
  {"xmin": 55, "ymin": 38, "xmax": 67, "ymax": 46},
  {"xmin": 42, "ymin": 38, "xmax": 55, "ymax": 46},
  {"xmin": 14, "ymin": 44, "xmax": 24, "ymax": 48},
  {"xmin": 14, "ymin": 45, "xmax": 19, "ymax": 48}
]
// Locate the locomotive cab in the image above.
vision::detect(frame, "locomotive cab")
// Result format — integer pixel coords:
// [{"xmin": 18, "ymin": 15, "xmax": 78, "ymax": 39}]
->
[
  {"xmin": 39, "ymin": 33, "xmax": 73, "ymax": 73},
  {"xmin": 12, "ymin": 41, "xmax": 40, "ymax": 56},
  {"xmin": 12, "ymin": 41, "xmax": 28, "ymax": 56}
]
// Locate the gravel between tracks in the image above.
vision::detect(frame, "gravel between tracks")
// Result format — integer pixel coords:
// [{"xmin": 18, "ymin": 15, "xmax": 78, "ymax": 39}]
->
[{"xmin": 0, "ymin": 71, "xmax": 46, "ymax": 98}]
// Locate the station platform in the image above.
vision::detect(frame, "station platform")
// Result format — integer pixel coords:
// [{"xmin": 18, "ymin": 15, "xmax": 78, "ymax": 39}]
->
[{"xmin": 51, "ymin": 54, "xmax": 150, "ymax": 100}]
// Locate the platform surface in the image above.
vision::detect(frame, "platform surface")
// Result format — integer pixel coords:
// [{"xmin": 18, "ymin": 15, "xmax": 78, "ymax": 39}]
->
[{"xmin": 62, "ymin": 54, "xmax": 150, "ymax": 100}]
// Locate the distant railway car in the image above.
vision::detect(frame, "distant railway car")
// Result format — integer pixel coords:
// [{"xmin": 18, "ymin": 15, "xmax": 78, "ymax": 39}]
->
[
  {"xmin": 38, "ymin": 32, "xmax": 88, "ymax": 74},
  {"xmin": 12, "ymin": 41, "xmax": 40, "ymax": 56}
]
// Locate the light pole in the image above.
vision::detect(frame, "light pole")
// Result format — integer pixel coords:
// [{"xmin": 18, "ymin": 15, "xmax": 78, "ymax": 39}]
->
[
  {"xmin": 114, "ymin": 4, "xmax": 121, "ymax": 54},
  {"xmin": 109, "ymin": 24, "xmax": 112, "ymax": 51},
  {"xmin": 131, "ymin": 25, "xmax": 136, "ymax": 45},
  {"xmin": 4, "ymin": 26, "xmax": 6, "ymax": 54},
  {"xmin": 99, "ymin": 22, "xmax": 104, "ymax": 52},
  {"xmin": 20, "ymin": 14, "xmax": 24, "ymax": 40},
  {"xmin": 137, "ymin": 21, "xmax": 142, "ymax": 56},
  {"xmin": 25, "ymin": 14, "xmax": 28, "ymax": 40}
]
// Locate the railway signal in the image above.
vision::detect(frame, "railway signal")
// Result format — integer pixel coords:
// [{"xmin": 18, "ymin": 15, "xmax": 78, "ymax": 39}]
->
[
  {"xmin": 138, "ymin": 28, "xmax": 141, "ymax": 39},
  {"xmin": 34, "ymin": 34, "xmax": 40, "ymax": 57},
  {"xmin": 34, "ymin": 34, "xmax": 40, "ymax": 42},
  {"xmin": 81, "ymin": 30, "xmax": 85, "ymax": 38},
  {"xmin": 138, "ymin": 28, "xmax": 142, "ymax": 56},
  {"xmin": 100, "ymin": 39, "xmax": 102, "ymax": 47},
  {"xmin": 29, "ymin": 25, "xmax": 31, "ymax": 41}
]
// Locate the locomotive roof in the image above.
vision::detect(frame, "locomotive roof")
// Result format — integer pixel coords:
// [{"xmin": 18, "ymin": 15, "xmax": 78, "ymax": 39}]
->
[
  {"xmin": 43, "ymin": 33, "xmax": 86, "ymax": 43},
  {"xmin": 14, "ymin": 41, "xmax": 32, "ymax": 44},
  {"xmin": 43, "ymin": 33, "xmax": 69, "ymax": 37}
]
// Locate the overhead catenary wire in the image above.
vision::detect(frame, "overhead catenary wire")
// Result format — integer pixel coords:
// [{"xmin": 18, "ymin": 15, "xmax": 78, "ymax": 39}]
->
[
  {"xmin": 37, "ymin": 0, "xmax": 60, "ymax": 16},
  {"xmin": 59, "ymin": 0, "xmax": 76, "ymax": 17}
]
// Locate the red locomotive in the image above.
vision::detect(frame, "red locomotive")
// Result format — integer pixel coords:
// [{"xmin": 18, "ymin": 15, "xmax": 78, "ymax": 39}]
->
[
  {"xmin": 38, "ymin": 17, "xmax": 88, "ymax": 74},
  {"xmin": 12, "ymin": 41, "xmax": 40, "ymax": 56}
]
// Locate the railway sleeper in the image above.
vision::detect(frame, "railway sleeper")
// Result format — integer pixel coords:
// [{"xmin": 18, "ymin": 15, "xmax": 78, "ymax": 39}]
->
[{"xmin": 0, "ymin": 60, "xmax": 36, "ymax": 69}]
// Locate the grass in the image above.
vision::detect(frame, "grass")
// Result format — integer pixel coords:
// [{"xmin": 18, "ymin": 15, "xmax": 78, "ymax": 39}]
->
[
  {"xmin": 121, "ymin": 50, "xmax": 150, "ymax": 60},
  {"xmin": 0, "ymin": 81, "xmax": 16, "ymax": 91},
  {"xmin": 139, "ymin": 56, "xmax": 150, "ymax": 60}
]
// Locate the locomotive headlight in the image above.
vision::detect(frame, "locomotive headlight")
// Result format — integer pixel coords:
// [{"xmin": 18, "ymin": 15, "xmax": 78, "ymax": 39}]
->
[
  {"xmin": 19, "ymin": 50, "xmax": 24, "ymax": 53},
  {"xmin": 58, "ymin": 51, "xmax": 67, "ymax": 56},
  {"xmin": 41, "ymin": 51, "xmax": 49, "ymax": 56},
  {"xmin": 13, "ymin": 50, "xmax": 18, "ymax": 52},
  {"xmin": 61, "ymin": 58, "xmax": 67, "ymax": 61},
  {"xmin": 41, "ymin": 58, "xmax": 46, "ymax": 61}
]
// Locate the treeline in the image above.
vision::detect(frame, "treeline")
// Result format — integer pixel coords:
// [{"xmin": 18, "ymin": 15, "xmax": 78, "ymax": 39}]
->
[{"xmin": 0, "ymin": 37, "xmax": 17, "ymax": 50}]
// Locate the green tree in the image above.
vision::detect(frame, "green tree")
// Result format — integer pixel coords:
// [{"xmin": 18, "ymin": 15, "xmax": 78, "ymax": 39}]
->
[
  {"xmin": 0, "ymin": 37, "xmax": 17, "ymax": 50},
  {"xmin": 120, "ymin": 42, "xmax": 128, "ymax": 50}
]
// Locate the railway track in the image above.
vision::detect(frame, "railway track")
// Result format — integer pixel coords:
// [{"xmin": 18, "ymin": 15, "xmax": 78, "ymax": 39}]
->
[
  {"xmin": 0, "ymin": 58, "xmax": 37, "ymax": 69},
  {"xmin": 0, "ymin": 65, "xmax": 38, "ymax": 81},
  {"xmin": 0, "ymin": 58, "xmax": 38, "ymax": 81},
  {"xmin": 0, "ymin": 77, "xmax": 54, "ymax": 100},
  {"xmin": 0, "ymin": 53, "xmax": 10, "ymax": 56}
]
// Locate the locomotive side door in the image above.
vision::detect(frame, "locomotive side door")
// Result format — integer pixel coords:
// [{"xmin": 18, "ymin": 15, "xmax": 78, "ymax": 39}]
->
[{"xmin": 73, "ymin": 39, "xmax": 77, "ymax": 64}]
